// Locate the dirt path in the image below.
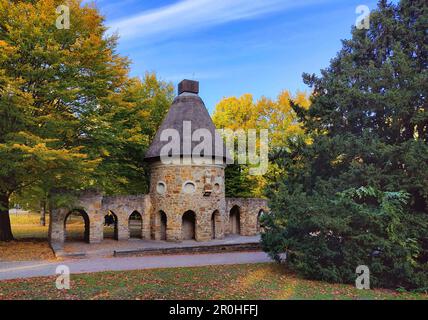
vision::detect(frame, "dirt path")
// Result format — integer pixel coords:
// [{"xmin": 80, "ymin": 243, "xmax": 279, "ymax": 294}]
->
[{"xmin": 0, "ymin": 252, "xmax": 272, "ymax": 281}]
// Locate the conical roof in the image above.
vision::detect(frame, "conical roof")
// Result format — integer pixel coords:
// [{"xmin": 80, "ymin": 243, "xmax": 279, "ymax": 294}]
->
[{"xmin": 144, "ymin": 80, "xmax": 231, "ymax": 163}]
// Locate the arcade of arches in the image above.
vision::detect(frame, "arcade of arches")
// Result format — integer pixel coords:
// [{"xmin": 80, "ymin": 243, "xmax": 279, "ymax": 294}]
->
[
  {"xmin": 129, "ymin": 211, "xmax": 143, "ymax": 239},
  {"xmin": 64, "ymin": 210, "xmax": 89, "ymax": 243},
  {"xmin": 50, "ymin": 193, "xmax": 268, "ymax": 245}
]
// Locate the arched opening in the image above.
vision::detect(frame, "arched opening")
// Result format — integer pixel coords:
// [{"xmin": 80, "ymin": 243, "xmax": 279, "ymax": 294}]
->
[
  {"xmin": 211, "ymin": 210, "xmax": 221, "ymax": 239},
  {"xmin": 155, "ymin": 210, "xmax": 167, "ymax": 241},
  {"xmin": 104, "ymin": 211, "xmax": 118, "ymax": 240},
  {"xmin": 229, "ymin": 206, "xmax": 241, "ymax": 235},
  {"xmin": 64, "ymin": 210, "xmax": 90, "ymax": 243},
  {"xmin": 129, "ymin": 211, "xmax": 143, "ymax": 239},
  {"xmin": 257, "ymin": 210, "xmax": 265, "ymax": 233},
  {"xmin": 182, "ymin": 210, "xmax": 196, "ymax": 240}
]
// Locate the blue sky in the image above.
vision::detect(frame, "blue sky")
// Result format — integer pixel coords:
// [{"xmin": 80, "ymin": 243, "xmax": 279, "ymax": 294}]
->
[{"xmin": 87, "ymin": 0, "xmax": 379, "ymax": 113}]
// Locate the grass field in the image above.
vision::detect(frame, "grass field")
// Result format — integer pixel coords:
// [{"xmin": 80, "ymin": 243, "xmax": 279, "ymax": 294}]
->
[
  {"xmin": 9, "ymin": 211, "xmax": 98, "ymax": 240},
  {"xmin": 0, "ymin": 263, "xmax": 427, "ymax": 300},
  {"xmin": 9, "ymin": 212, "xmax": 49, "ymax": 239}
]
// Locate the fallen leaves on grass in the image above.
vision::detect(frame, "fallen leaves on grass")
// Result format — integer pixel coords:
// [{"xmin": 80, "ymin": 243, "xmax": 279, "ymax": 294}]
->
[
  {"xmin": 0, "ymin": 240, "xmax": 55, "ymax": 262},
  {"xmin": 0, "ymin": 263, "xmax": 427, "ymax": 300}
]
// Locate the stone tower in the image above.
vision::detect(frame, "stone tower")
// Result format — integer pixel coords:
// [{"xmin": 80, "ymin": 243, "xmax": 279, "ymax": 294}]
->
[
  {"xmin": 49, "ymin": 80, "xmax": 268, "ymax": 248},
  {"xmin": 145, "ymin": 80, "xmax": 230, "ymax": 242}
]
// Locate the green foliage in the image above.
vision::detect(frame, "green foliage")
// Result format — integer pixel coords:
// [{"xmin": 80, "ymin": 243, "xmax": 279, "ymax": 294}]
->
[
  {"xmin": 262, "ymin": 0, "xmax": 428, "ymax": 290},
  {"xmin": 0, "ymin": 0, "xmax": 123, "ymax": 194},
  {"xmin": 262, "ymin": 185, "xmax": 428, "ymax": 290},
  {"xmin": 224, "ymin": 164, "xmax": 254, "ymax": 198},
  {"xmin": 0, "ymin": 0, "xmax": 173, "ymax": 239},
  {"xmin": 82, "ymin": 73, "xmax": 173, "ymax": 195}
]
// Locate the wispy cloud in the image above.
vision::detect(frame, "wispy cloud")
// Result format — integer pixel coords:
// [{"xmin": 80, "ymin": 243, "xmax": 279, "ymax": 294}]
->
[
  {"xmin": 108, "ymin": 0, "xmax": 323, "ymax": 40},
  {"xmin": 160, "ymin": 70, "xmax": 226, "ymax": 82}
]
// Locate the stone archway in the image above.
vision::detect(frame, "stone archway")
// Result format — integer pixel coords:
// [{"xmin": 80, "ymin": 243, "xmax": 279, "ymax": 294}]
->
[
  {"xmin": 257, "ymin": 209, "xmax": 265, "ymax": 233},
  {"xmin": 64, "ymin": 210, "xmax": 90, "ymax": 243},
  {"xmin": 229, "ymin": 205, "xmax": 241, "ymax": 235},
  {"xmin": 104, "ymin": 211, "xmax": 118, "ymax": 240},
  {"xmin": 211, "ymin": 210, "xmax": 221, "ymax": 239},
  {"xmin": 129, "ymin": 211, "xmax": 143, "ymax": 239},
  {"xmin": 154, "ymin": 210, "xmax": 167, "ymax": 241},
  {"xmin": 182, "ymin": 210, "xmax": 196, "ymax": 240}
]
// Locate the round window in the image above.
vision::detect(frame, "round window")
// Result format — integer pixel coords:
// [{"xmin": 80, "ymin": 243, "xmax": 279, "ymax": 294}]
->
[
  {"xmin": 183, "ymin": 181, "xmax": 196, "ymax": 194},
  {"xmin": 156, "ymin": 182, "xmax": 166, "ymax": 194}
]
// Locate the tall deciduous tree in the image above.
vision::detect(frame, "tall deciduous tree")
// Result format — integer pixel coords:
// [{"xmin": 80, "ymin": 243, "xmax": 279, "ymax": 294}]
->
[
  {"xmin": 84, "ymin": 73, "xmax": 174, "ymax": 195},
  {"xmin": 0, "ymin": 0, "xmax": 129, "ymax": 240},
  {"xmin": 212, "ymin": 91, "xmax": 310, "ymax": 197}
]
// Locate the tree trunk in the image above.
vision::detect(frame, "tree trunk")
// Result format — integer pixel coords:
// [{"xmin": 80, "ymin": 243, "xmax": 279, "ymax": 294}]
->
[
  {"xmin": 0, "ymin": 193, "xmax": 14, "ymax": 241},
  {"xmin": 40, "ymin": 200, "xmax": 46, "ymax": 226}
]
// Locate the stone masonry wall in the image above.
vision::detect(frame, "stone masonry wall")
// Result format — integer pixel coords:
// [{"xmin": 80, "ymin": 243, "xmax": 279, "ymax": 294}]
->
[
  {"xmin": 49, "ymin": 191, "xmax": 104, "ymax": 244},
  {"xmin": 48, "ymin": 176, "xmax": 268, "ymax": 245},
  {"xmin": 225, "ymin": 198, "xmax": 269, "ymax": 236},
  {"xmin": 49, "ymin": 192, "xmax": 151, "ymax": 244},
  {"xmin": 101, "ymin": 195, "xmax": 150, "ymax": 240},
  {"xmin": 149, "ymin": 161, "xmax": 227, "ymax": 242}
]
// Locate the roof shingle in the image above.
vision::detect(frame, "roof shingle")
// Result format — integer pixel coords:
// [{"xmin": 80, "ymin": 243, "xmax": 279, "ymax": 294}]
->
[{"xmin": 144, "ymin": 80, "xmax": 231, "ymax": 163}]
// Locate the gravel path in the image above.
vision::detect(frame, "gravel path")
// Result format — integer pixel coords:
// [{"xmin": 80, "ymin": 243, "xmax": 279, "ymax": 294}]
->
[{"xmin": 0, "ymin": 252, "xmax": 272, "ymax": 281}]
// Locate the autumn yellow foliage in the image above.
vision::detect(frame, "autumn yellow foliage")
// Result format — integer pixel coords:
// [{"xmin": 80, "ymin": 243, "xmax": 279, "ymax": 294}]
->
[
  {"xmin": 212, "ymin": 90, "xmax": 311, "ymax": 197},
  {"xmin": 213, "ymin": 90, "xmax": 311, "ymax": 148}
]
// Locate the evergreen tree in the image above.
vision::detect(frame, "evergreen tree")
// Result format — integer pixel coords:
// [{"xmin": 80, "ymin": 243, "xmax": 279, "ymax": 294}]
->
[{"xmin": 262, "ymin": 0, "xmax": 428, "ymax": 290}]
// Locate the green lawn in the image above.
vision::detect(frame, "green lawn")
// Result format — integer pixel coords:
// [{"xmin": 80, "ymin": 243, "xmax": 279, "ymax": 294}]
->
[
  {"xmin": 0, "ymin": 263, "xmax": 426, "ymax": 300},
  {"xmin": 9, "ymin": 212, "xmax": 49, "ymax": 240},
  {"xmin": 9, "ymin": 212, "xmax": 95, "ymax": 240}
]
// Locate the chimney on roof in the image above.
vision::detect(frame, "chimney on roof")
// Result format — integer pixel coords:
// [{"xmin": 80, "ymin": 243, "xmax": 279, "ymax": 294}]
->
[{"xmin": 178, "ymin": 79, "xmax": 199, "ymax": 95}]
